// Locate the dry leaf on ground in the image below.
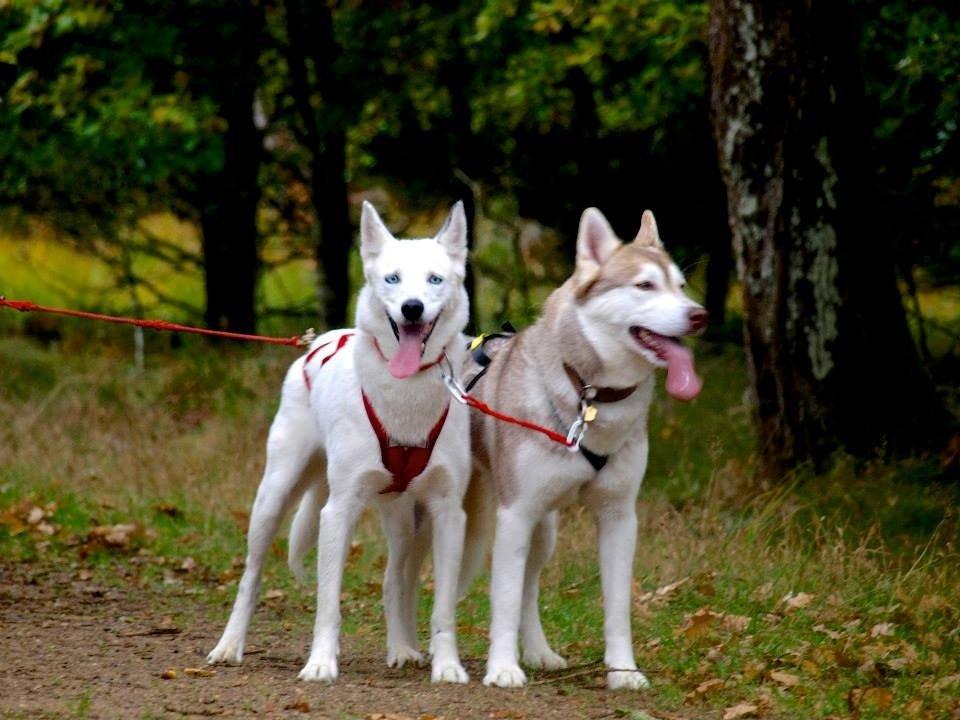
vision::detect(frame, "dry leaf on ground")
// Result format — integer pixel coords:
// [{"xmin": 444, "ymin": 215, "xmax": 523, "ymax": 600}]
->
[
  {"xmin": 769, "ymin": 670, "xmax": 800, "ymax": 687},
  {"xmin": 723, "ymin": 703, "xmax": 758, "ymax": 720},
  {"xmin": 780, "ymin": 591, "xmax": 815, "ymax": 612}
]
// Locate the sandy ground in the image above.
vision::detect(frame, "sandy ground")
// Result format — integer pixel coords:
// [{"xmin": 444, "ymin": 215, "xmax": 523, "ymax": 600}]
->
[{"xmin": 0, "ymin": 561, "xmax": 695, "ymax": 720}]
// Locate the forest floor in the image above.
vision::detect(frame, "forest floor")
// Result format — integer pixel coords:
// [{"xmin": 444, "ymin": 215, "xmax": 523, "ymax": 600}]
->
[{"xmin": 0, "ymin": 334, "xmax": 958, "ymax": 720}]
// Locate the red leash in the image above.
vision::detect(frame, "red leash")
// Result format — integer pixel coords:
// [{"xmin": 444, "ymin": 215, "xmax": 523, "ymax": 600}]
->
[
  {"xmin": 0, "ymin": 295, "xmax": 579, "ymax": 449},
  {"xmin": 0, "ymin": 296, "xmax": 308, "ymax": 347}
]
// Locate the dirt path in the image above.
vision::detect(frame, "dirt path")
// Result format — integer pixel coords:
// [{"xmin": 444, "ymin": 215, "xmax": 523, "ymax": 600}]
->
[{"xmin": 0, "ymin": 562, "xmax": 689, "ymax": 720}]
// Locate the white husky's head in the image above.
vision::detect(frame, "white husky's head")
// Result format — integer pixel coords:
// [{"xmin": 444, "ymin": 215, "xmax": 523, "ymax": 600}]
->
[
  {"xmin": 356, "ymin": 200, "xmax": 469, "ymax": 379},
  {"xmin": 572, "ymin": 207, "xmax": 707, "ymax": 400}
]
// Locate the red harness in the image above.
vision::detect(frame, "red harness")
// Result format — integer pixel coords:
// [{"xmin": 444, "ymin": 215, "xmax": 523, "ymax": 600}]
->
[{"xmin": 302, "ymin": 333, "xmax": 449, "ymax": 494}]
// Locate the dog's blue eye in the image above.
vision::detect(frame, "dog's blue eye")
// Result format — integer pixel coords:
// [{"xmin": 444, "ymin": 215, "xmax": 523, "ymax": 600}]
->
[
  {"xmin": 428, "ymin": 274, "xmax": 444, "ymax": 285},
  {"xmin": 385, "ymin": 273, "xmax": 400, "ymax": 285}
]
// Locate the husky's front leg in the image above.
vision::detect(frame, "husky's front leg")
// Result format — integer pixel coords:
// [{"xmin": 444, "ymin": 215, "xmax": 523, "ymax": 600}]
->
[
  {"xmin": 380, "ymin": 496, "xmax": 423, "ymax": 668},
  {"xmin": 299, "ymin": 477, "xmax": 371, "ymax": 682},
  {"xmin": 208, "ymin": 411, "xmax": 313, "ymax": 665},
  {"xmin": 425, "ymin": 492, "xmax": 468, "ymax": 683},
  {"xmin": 483, "ymin": 505, "xmax": 535, "ymax": 688},
  {"xmin": 594, "ymin": 499, "xmax": 649, "ymax": 690}
]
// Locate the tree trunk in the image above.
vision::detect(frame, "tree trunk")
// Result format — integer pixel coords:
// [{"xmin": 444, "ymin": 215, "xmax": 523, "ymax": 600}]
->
[
  {"xmin": 708, "ymin": 0, "xmax": 943, "ymax": 476},
  {"xmin": 198, "ymin": 4, "xmax": 261, "ymax": 334}
]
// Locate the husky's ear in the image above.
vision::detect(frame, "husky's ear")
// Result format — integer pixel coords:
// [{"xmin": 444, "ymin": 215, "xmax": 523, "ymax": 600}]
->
[
  {"xmin": 360, "ymin": 201, "xmax": 393, "ymax": 266},
  {"xmin": 574, "ymin": 207, "xmax": 621, "ymax": 289},
  {"xmin": 634, "ymin": 209, "xmax": 663, "ymax": 248},
  {"xmin": 435, "ymin": 200, "xmax": 468, "ymax": 276}
]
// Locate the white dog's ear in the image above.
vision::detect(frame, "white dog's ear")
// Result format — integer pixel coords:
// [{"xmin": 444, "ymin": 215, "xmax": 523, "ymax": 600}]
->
[
  {"xmin": 360, "ymin": 201, "xmax": 393, "ymax": 266},
  {"xmin": 634, "ymin": 209, "xmax": 663, "ymax": 248},
  {"xmin": 435, "ymin": 200, "xmax": 468, "ymax": 275}
]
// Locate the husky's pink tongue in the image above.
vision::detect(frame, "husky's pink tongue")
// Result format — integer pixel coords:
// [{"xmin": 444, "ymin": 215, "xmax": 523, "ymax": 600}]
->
[
  {"xmin": 388, "ymin": 325, "xmax": 425, "ymax": 379},
  {"xmin": 662, "ymin": 340, "xmax": 703, "ymax": 401}
]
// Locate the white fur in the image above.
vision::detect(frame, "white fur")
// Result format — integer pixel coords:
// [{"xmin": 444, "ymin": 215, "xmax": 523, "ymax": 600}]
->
[
  {"xmin": 207, "ymin": 201, "xmax": 471, "ymax": 684},
  {"xmin": 470, "ymin": 208, "xmax": 702, "ymax": 690}
]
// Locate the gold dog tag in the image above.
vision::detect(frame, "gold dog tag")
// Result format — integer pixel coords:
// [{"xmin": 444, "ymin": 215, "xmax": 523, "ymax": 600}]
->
[{"xmin": 583, "ymin": 405, "xmax": 598, "ymax": 423}]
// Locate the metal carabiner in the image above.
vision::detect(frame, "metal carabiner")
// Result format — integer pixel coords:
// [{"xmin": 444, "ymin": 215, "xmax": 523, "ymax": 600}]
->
[
  {"xmin": 566, "ymin": 416, "xmax": 587, "ymax": 452},
  {"xmin": 439, "ymin": 353, "xmax": 468, "ymax": 405}
]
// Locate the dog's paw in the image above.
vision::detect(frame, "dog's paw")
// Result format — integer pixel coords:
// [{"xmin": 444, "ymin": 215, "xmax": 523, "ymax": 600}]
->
[
  {"xmin": 206, "ymin": 638, "xmax": 243, "ymax": 665},
  {"xmin": 431, "ymin": 658, "xmax": 469, "ymax": 684},
  {"xmin": 298, "ymin": 658, "xmax": 338, "ymax": 683},
  {"xmin": 607, "ymin": 669, "xmax": 650, "ymax": 690},
  {"xmin": 483, "ymin": 663, "xmax": 527, "ymax": 688},
  {"xmin": 523, "ymin": 647, "xmax": 567, "ymax": 671},
  {"xmin": 387, "ymin": 646, "xmax": 424, "ymax": 669}
]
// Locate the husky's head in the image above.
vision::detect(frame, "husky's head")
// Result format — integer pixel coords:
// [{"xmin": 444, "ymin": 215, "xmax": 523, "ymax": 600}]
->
[
  {"xmin": 356, "ymin": 200, "xmax": 469, "ymax": 379},
  {"xmin": 572, "ymin": 207, "xmax": 707, "ymax": 400}
]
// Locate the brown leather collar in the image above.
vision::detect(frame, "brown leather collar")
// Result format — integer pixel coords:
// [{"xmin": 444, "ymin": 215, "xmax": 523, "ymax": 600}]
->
[{"xmin": 563, "ymin": 363, "xmax": 637, "ymax": 403}]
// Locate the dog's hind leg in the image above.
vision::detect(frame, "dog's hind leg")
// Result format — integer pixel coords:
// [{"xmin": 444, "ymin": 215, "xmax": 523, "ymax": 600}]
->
[
  {"xmin": 380, "ymin": 496, "xmax": 424, "ymax": 668},
  {"xmin": 208, "ymin": 408, "xmax": 315, "ymax": 665},
  {"xmin": 520, "ymin": 511, "xmax": 567, "ymax": 670}
]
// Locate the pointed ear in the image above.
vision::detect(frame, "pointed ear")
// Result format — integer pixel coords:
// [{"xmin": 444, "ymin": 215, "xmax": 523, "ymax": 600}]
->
[
  {"xmin": 634, "ymin": 209, "xmax": 663, "ymax": 247},
  {"xmin": 576, "ymin": 207, "xmax": 621, "ymax": 271},
  {"xmin": 435, "ymin": 200, "xmax": 468, "ymax": 276},
  {"xmin": 360, "ymin": 201, "xmax": 392, "ymax": 266}
]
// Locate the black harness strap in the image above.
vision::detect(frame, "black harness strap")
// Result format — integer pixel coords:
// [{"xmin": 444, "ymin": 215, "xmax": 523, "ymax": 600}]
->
[
  {"xmin": 464, "ymin": 323, "xmax": 516, "ymax": 392},
  {"xmin": 579, "ymin": 445, "xmax": 608, "ymax": 472}
]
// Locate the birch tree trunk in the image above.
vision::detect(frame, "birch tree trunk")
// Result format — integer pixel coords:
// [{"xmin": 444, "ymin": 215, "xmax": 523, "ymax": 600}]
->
[{"xmin": 708, "ymin": 0, "xmax": 943, "ymax": 476}]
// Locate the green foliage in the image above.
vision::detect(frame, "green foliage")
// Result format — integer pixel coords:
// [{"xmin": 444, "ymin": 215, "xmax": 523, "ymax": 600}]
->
[{"xmin": 0, "ymin": 0, "xmax": 221, "ymax": 229}]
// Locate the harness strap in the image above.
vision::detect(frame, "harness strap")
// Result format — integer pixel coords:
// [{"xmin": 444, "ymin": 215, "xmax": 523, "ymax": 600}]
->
[
  {"xmin": 363, "ymin": 392, "xmax": 450, "ymax": 494},
  {"xmin": 302, "ymin": 333, "xmax": 354, "ymax": 390}
]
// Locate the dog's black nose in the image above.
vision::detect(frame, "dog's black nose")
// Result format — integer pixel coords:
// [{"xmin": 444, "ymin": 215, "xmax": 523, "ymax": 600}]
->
[
  {"xmin": 688, "ymin": 307, "xmax": 709, "ymax": 333},
  {"xmin": 401, "ymin": 299, "xmax": 424, "ymax": 322}
]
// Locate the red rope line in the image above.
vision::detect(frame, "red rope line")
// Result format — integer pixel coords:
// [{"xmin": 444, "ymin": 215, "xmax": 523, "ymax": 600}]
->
[
  {"xmin": 0, "ymin": 297, "xmax": 304, "ymax": 347},
  {"xmin": 463, "ymin": 394, "xmax": 574, "ymax": 447}
]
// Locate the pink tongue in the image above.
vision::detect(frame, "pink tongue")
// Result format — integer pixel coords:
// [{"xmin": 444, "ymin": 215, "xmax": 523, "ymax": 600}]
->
[
  {"xmin": 661, "ymin": 340, "xmax": 703, "ymax": 401},
  {"xmin": 388, "ymin": 326, "xmax": 425, "ymax": 379}
]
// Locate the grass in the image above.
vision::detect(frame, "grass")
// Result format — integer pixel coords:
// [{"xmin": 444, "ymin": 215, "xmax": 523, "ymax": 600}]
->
[{"xmin": 1, "ymin": 330, "xmax": 958, "ymax": 719}]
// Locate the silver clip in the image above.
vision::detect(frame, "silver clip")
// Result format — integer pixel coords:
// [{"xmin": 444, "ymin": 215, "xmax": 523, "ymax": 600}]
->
[
  {"xmin": 440, "ymin": 353, "xmax": 468, "ymax": 405},
  {"xmin": 299, "ymin": 327, "xmax": 317, "ymax": 346},
  {"xmin": 566, "ymin": 416, "xmax": 586, "ymax": 452}
]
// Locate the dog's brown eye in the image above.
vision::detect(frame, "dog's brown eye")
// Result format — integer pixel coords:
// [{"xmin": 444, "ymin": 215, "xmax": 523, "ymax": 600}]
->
[{"xmin": 637, "ymin": 281, "xmax": 655, "ymax": 291}]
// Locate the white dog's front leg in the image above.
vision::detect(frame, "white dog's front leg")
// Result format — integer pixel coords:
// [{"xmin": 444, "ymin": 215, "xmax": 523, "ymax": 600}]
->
[
  {"xmin": 380, "ymin": 497, "xmax": 423, "ymax": 669},
  {"xmin": 484, "ymin": 506, "xmax": 535, "ymax": 688},
  {"xmin": 595, "ymin": 503, "xmax": 649, "ymax": 690},
  {"xmin": 299, "ymin": 487, "xmax": 367, "ymax": 682},
  {"xmin": 426, "ymin": 496, "xmax": 468, "ymax": 683}
]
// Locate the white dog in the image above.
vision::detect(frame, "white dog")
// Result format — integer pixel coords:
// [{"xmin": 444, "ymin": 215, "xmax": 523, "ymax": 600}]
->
[
  {"xmin": 207, "ymin": 201, "xmax": 471, "ymax": 684},
  {"xmin": 455, "ymin": 207, "xmax": 707, "ymax": 690}
]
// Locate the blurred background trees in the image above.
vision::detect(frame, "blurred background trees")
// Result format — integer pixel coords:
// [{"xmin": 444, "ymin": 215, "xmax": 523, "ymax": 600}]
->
[{"xmin": 1, "ymin": 0, "xmax": 957, "ymax": 472}]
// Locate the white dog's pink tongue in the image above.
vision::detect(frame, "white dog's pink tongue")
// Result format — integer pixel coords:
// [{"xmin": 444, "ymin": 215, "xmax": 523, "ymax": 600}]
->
[
  {"xmin": 662, "ymin": 340, "xmax": 703, "ymax": 401},
  {"xmin": 388, "ymin": 326, "xmax": 425, "ymax": 379}
]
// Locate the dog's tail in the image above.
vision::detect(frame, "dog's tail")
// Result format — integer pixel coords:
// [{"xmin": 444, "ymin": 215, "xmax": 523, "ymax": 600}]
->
[
  {"xmin": 288, "ymin": 483, "xmax": 322, "ymax": 584},
  {"xmin": 457, "ymin": 470, "xmax": 495, "ymax": 598}
]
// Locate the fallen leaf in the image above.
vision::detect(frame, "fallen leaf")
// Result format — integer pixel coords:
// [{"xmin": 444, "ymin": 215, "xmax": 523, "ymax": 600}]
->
[
  {"xmin": 27, "ymin": 506, "xmax": 45, "ymax": 525},
  {"xmin": 284, "ymin": 697, "xmax": 310, "ymax": 713},
  {"xmin": 860, "ymin": 687, "xmax": 893, "ymax": 710},
  {"xmin": 161, "ymin": 668, "xmax": 177, "ymax": 680},
  {"xmin": 184, "ymin": 667, "xmax": 217, "ymax": 678},
  {"xmin": 636, "ymin": 577, "xmax": 689, "ymax": 605},
  {"xmin": 265, "ymin": 588, "xmax": 286, "ymax": 601},
  {"xmin": 769, "ymin": 670, "xmax": 800, "ymax": 687},
  {"xmin": 686, "ymin": 678, "xmax": 724, "ymax": 700},
  {"xmin": 780, "ymin": 591, "xmax": 815, "ymax": 612},
  {"xmin": 812, "ymin": 623, "xmax": 843, "ymax": 640},
  {"xmin": 722, "ymin": 614, "xmax": 751, "ymax": 633},
  {"xmin": 676, "ymin": 608, "xmax": 722, "ymax": 640},
  {"xmin": 935, "ymin": 673, "xmax": 960, "ymax": 689},
  {"xmin": 870, "ymin": 622, "xmax": 895, "ymax": 638},
  {"xmin": 722, "ymin": 703, "xmax": 758, "ymax": 720},
  {"xmin": 88, "ymin": 523, "xmax": 139, "ymax": 548},
  {"xmin": 179, "ymin": 557, "xmax": 197, "ymax": 573}
]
